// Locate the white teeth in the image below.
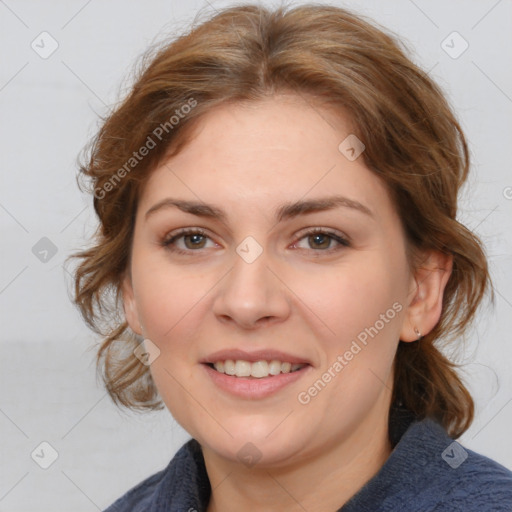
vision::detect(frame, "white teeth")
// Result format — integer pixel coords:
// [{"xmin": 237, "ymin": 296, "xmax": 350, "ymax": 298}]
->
[
  {"xmin": 224, "ymin": 360, "xmax": 236, "ymax": 375},
  {"xmin": 235, "ymin": 360, "xmax": 252, "ymax": 377},
  {"xmin": 268, "ymin": 360, "xmax": 282, "ymax": 375},
  {"xmin": 251, "ymin": 360, "xmax": 269, "ymax": 378},
  {"xmin": 210, "ymin": 359, "xmax": 306, "ymax": 378}
]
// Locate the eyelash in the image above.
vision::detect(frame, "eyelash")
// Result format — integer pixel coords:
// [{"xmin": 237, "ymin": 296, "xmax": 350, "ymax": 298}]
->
[{"xmin": 161, "ymin": 227, "xmax": 350, "ymax": 256}]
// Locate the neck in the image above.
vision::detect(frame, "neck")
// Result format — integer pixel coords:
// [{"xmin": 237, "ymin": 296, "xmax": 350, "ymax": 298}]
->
[{"xmin": 203, "ymin": 399, "xmax": 393, "ymax": 512}]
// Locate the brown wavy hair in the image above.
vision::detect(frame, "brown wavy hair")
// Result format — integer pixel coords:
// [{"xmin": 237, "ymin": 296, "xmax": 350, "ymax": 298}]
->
[{"xmin": 70, "ymin": 3, "xmax": 493, "ymax": 437}]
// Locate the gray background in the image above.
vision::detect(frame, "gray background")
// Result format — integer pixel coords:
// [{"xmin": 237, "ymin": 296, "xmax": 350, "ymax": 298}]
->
[{"xmin": 1, "ymin": 0, "xmax": 511, "ymax": 510}]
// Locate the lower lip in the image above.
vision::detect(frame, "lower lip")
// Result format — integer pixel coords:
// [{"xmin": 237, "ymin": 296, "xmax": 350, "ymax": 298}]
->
[{"xmin": 202, "ymin": 364, "xmax": 311, "ymax": 399}]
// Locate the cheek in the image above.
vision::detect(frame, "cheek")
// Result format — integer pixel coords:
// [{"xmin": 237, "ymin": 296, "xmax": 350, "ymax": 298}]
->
[
  {"xmin": 298, "ymin": 261, "xmax": 401, "ymax": 342},
  {"xmin": 320, "ymin": 262, "xmax": 405, "ymax": 380},
  {"xmin": 131, "ymin": 247, "xmax": 208, "ymax": 339},
  {"xmin": 300, "ymin": 261, "xmax": 405, "ymax": 405}
]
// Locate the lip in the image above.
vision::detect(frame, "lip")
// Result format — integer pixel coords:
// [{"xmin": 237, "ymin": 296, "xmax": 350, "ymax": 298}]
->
[
  {"xmin": 202, "ymin": 363, "xmax": 312, "ymax": 400},
  {"xmin": 200, "ymin": 348, "xmax": 311, "ymax": 365}
]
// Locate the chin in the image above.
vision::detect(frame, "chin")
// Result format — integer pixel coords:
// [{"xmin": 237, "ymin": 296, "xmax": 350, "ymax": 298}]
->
[{"xmin": 197, "ymin": 420, "xmax": 309, "ymax": 469}]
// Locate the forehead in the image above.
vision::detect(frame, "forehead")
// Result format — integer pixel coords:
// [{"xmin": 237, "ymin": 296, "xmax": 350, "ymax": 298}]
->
[
  {"xmin": 181, "ymin": 94, "xmax": 355, "ymax": 163},
  {"xmin": 138, "ymin": 94, "xmax": 395, "ymax": 224}
]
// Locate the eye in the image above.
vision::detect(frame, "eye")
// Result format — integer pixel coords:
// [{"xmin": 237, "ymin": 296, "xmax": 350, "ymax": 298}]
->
[
  {"xmin": 161, "ymin": 227, "xmax": 350, "ymax": 256},
  {"xmin": 292, "ymin": 228, "xmax": 350, "ymax": 253},
  {"xmin": 161, "ymin": 228, "xmax": 217, "ymax": 254}
]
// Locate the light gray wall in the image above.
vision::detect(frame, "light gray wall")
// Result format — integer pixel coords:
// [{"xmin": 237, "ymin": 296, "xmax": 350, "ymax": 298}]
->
[{"xmin": 1, "ymin": 0, "xmax": 511, "ymax": 510}]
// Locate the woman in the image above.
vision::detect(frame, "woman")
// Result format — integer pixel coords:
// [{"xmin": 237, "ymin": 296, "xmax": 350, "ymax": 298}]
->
[{"xmin": 71, "ymin": 3, "xmax": 512, "ymax": 511}]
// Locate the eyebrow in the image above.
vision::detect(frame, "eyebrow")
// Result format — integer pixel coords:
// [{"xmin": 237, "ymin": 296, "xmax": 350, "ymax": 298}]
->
[{"xmin": 144, "ymin": 195, "xmax": 374, "ymax": 223}]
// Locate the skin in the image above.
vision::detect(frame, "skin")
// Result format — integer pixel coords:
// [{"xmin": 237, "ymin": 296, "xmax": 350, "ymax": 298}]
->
[{"xmin": 122, "ymin": 94, "xmax": 453, "ymax": 511}]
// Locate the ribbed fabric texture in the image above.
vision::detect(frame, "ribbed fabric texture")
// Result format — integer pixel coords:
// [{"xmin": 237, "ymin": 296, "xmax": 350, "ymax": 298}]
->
[{"xmin": 103, "ymin": 412, "xmax": 512, "ymax": 511}]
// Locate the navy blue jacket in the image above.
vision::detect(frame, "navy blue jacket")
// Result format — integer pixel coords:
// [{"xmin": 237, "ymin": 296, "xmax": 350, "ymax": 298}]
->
[{"xmin": 103, "ymin": 410, "xmax": 512, "ymax": 511}]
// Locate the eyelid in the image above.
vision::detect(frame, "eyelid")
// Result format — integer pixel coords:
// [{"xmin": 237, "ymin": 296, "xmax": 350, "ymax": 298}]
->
[
  {"xmin": 291, "ymin": 227, "xmax": 351, "ymax": 252},
  {"xmin": 161, "ymin": 227, "xmax": 215, "ymax": 246},
  {"xmin": 294, "ymin": 226, "xmax": 350, "ymax": 243}
]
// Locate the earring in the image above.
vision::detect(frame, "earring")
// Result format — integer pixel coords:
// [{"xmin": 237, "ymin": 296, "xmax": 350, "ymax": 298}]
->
[{"xmin": 414, "ymin": 326, "xmax": 422, "ymax": 341}]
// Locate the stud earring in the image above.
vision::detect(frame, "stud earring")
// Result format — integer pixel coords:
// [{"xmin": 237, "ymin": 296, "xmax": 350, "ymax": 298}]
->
[{"xmin": 414, "ymin": 326, "xmax": 422, "ymax": 341}]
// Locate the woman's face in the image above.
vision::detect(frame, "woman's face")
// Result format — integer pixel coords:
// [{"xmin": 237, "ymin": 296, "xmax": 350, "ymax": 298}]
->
[{"xmin": 123, "ymin": 94, "xmax": 418, "ymax": 467}]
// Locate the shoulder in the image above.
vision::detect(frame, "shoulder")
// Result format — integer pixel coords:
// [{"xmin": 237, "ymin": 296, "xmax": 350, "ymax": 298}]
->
[
  {"xmin": 102, "ymin": 438, "xmax": 207, "ymax": 512},
  {"xmin": 397, "ymin": 418, "xmax": 512, "ymax": 511},
  {"xmin": 436, "ymin": 442, "xmax": 512, "ymax": 509},
  {"xmin": 102, "ymin": 464, "xmax": 167, "ymax": 512}
]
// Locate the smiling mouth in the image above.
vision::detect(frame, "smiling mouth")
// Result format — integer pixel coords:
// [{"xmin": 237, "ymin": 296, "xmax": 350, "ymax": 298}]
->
[{"xmin": 206, "ymin": 360, "xmax": 308, "ymax": 379}]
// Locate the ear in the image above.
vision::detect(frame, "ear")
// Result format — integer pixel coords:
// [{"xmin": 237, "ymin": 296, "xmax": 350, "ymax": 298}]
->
[
  {"xmin": 121, "ymin": 271, "xmax": 143, "ymax": 336},
  {"xmin": 400, "ymin": 250, "xmax": 453, "ymax": 342}
]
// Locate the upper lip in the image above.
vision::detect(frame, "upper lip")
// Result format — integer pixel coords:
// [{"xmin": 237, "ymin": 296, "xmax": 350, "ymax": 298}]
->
[{"xmin": 201, "ymin": 349, "xmax": 311, "ymax": 365}]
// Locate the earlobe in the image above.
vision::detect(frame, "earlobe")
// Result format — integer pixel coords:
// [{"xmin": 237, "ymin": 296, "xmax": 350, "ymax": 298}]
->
[
  {"xmin": 121, "ymin": 273, "xmax": 142, "ymax": 336},
  {"xmin": 400, "ymin": 250, "xmax": 453, "ymax": 342}
]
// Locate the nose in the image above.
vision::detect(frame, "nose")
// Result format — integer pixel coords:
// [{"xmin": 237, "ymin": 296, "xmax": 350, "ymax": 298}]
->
[{"xmin": 212, "ymin": 247, "xmax": 291, "ymax": 330}]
